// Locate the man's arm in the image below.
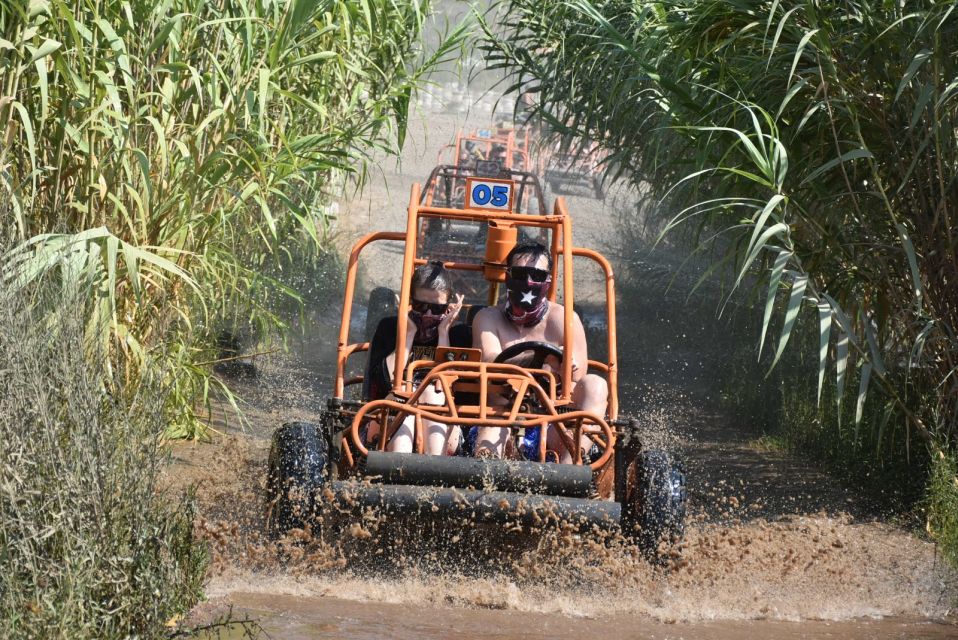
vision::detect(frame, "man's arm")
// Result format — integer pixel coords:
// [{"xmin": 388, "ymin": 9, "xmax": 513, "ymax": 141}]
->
[
  {"xmin": 472, "ymin": 308, "xmax": 503, "ymax": 362},
  {"xmin": 571, "ymin": 311, "xmax": 589, "ymax": 383}
]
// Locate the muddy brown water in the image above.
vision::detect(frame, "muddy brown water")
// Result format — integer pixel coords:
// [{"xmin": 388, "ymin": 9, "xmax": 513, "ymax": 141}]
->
[
  {"xmin": 193, "ymin": 594, "xmax": 957, "ymax": 640},
  {"xmin": 172, "ymin": 96, "xmax": 958, "ymax": 638}
]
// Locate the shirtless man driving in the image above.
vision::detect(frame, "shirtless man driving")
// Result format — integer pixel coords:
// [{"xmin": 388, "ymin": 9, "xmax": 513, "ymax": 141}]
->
[{"xmin": 471, "ymin": 242, "xmax": 609, "ymax": 461}]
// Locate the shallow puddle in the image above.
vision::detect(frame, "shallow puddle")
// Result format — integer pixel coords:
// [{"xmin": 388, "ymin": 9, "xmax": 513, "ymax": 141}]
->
[{"xmin": 193, "ymin": 593, "xmax": 956, "ymax": 640}]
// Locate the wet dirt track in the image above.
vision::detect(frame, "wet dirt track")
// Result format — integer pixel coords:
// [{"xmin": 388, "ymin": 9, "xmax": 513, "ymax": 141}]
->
[
  {"xmin": 172, "ymin": 88, "xmax": 958, "ymax": 638},
  {"xmin": 197, "ymin": 593, "xmax": 958, "ymax": 640}
]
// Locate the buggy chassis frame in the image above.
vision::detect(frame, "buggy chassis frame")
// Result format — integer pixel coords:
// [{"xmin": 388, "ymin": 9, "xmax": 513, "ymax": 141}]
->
[
  {"xmin": 333, "ymin": 183, "xmax": 621, "ymax": 489},
  {"xmin": 266, "ymin": 177, "xmax": 687, "ymax": 551},
  {"xmin": 438, "ymin": 127, "xmax": 535, "ymax": 174}
]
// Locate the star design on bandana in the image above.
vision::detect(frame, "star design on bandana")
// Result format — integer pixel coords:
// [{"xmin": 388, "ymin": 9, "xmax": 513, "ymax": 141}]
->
[{"xmin": 520, "ymin": 290, "xmax": 535, "ymax": 305}]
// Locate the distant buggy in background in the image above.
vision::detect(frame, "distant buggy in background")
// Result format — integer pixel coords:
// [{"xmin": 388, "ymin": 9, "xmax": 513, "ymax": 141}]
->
[{"xmin": 544, "ymin": 139, "xmax": 607, "ymax": 200}]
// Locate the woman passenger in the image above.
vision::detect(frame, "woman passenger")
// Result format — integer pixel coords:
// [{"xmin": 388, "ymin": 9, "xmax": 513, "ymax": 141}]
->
[{"xmin": 363, "ymin": 261, "xmax": 466, "ymax": 455}]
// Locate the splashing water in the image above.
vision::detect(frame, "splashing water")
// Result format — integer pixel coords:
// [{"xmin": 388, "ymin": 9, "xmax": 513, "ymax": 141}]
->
[{"xmin": 170, "ymin": 105, "xmax": 957, "ymax": 637}]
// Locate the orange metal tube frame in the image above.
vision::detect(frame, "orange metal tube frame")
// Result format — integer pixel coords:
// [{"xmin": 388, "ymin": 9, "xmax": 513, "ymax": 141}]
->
[
  {"xmin": 393, "ymin": 184, "xmax": 422, "ymax": 395},
  {"xmin": 335, "ymin": 186, "xmax": 619, "ymax": 425},
  {"xmin": 416, "ymin": 207, "xmax": 563, "ymax": 226},
  {"xmin": 557, "ymin": 197, "xmax": 574, "ymax": 404},
  {"xmin": 335, "ymin": 231, "xmax": 404, "ymax": 399},
  {"xmin": 403, "ymin": 359, "xmax": 559, "ymax": 399},
  {"xmin": 441, "ymin": 130, "xmax": 520, "ymax": 169},
  {"xmin": 350, "ymin": 361, "xmax": 615, "ymax": 470},
  {"xmin": 568, "ymin": 247, "xmax": 619, "ymax": 421},
  {"xmin": 351, "ymin": 400, "xmax": 613, "ymax": 470},
  {"xmin": 413, "ymin": 258, "xmax": 484, "ymax": 272}
]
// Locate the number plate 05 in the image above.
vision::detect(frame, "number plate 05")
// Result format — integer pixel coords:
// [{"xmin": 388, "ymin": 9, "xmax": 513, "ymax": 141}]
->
[{"xmin": 465, "ymin": 178, "xmax": 514, "ymax": 212}]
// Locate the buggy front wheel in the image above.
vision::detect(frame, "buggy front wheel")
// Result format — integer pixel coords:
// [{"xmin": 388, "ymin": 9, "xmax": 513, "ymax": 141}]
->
[
  {"xmin": 265, "ymin": 421, "xmax": 329, "ymax": 540},
  {"xmin": 621, "ymin": 449, "xmax": 687, "ymax": 559}
]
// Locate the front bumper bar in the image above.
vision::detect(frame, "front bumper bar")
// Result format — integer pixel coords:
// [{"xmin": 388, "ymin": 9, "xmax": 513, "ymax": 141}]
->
[{"xmin": 328, "ymin": 480, "xmax": 621, "ymax": 530}]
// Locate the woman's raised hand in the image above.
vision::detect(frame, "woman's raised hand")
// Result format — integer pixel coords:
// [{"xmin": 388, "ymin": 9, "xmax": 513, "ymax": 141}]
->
[{"xmin": 439, "ymin": 293, "xmax": 464, "ymax": 335}]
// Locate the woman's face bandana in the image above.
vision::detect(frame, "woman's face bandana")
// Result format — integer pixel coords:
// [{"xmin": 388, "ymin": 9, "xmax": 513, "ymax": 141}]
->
[
  {"xmin": 504, "ymin": 266, "xmax": 551, "ymax": 327},
  {"xmin": 409, "ymin": 309, "xmax": 442, "ymax": 343}
]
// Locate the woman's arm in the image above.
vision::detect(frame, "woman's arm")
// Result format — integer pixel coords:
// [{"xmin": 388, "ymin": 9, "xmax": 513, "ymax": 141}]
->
[{"xmin": 437, "ymin": 294, "xmax": 464, "ymax": 347}]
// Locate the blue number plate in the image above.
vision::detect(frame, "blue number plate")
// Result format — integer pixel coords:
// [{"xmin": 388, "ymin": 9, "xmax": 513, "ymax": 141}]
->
[{"xmin": 465, "ymin": 178, "xmax": 514, "ymax": 212}]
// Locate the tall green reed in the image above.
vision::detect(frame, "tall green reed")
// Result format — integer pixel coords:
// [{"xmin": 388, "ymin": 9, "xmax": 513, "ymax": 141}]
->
[
  {"xmin": 482, "ymin": 0, "xmax": 957, "ymax": 549},
  {"xmin": 0, "ymin": 0, "xmax": 464, "ymax": 437}
]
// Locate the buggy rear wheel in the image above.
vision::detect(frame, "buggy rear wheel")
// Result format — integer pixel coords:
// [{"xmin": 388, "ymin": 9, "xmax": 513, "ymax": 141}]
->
[
  {"xmin": 622, "ymin": 449, "xmax": 687, "ymax": 558},
  {"xmin": 265, "ymin": 421, "xmax": 329, "ymax": 540}
]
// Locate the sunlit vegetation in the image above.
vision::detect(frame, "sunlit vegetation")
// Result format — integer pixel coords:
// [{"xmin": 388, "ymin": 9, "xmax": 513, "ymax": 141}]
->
[
  {"xmin": 0, "ymin": 279, "xmax": 207, "ymax": 638},
  {"xmin": 1, "ymin": 0, "xmax": 463, "ymax": 438},
  {"xmin": 0, "ymin": 1, "xmax": 460, "ymax": 634},
  {"xmin": 482, "ymin": 0, "xmax": 958, "ymax": 556}
]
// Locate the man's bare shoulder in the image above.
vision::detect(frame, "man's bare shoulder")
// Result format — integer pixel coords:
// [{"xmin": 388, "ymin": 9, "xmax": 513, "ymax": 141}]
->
[
  {"xmin": 474, "ymin": 305, "xmax": 504, "ymax": 328},
  {"xmin": 546, "ymin": 301, "xmax": 580, "ymax": 322}
]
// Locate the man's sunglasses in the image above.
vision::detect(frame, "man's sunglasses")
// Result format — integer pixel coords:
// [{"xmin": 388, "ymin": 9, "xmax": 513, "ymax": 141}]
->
[
  {"xmin": 411, "ymin": 299, "xmax": 449, "ymax": 315},
  {"xmin": 507, "ymin": 266, "xmax": 551, "ymax": 283}
]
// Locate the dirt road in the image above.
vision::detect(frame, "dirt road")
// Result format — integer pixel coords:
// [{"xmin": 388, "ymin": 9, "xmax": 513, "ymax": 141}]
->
[{"xmin": 174, "ymin": 86, "xmax": 958, "ymax": 638}]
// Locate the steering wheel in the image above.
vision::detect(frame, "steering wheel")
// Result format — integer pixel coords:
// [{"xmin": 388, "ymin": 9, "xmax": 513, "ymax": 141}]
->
[{"xmin": 493, "ymin": 341, "xmax": 563, "ymax": 370}]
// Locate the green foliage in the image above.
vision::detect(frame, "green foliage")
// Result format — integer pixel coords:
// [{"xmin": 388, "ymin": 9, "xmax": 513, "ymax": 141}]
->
[
  {"xmin": 782, "ymin": 323, "xmax": 927, "ymax": 510},
  {"xmin": 746, "ymin": 434, "xmax": 787, "ymax": 454},
  {"xmin": 482, "ymin": 0, "xmax": 957, "ymax": 486},
  {"xmin": 927, "ymin": 450, "xmax": 958, "ymax": 569},
  {"xmin": 0, "ymin": 0, "xmax": 464, "ymax": 437},
  {"xmin": 0, "ymin": 282, "xmax": 206, "ymax": 639}
]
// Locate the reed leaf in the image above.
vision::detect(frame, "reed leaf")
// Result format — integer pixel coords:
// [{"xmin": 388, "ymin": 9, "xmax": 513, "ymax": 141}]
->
[
  {"xmin": 1, "ymin": 0, "xmax": 460, "ymax": 437},
  {"xmin": 817, "ymin": 301, "xmax": 831, "ymax": 405},
  {"xmin": 770, "ymin": 272, "xmax": 807, "ymax": 372},
  {"xmin": 483, "ymin": 0, "xmax": 958, "ymax": 452},
  {"xmin": 759, "ymin": 248, "xmax": 791, "ymax": 358}
]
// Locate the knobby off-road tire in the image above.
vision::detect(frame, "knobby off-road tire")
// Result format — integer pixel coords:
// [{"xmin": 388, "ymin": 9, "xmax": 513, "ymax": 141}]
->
[
  {"xmin": 622, "ymin": 449, "xmax": 687, "ymax": 559},
  {"xmin": 265, "ymin": 421, "xmax": 329, "ymax": 540}
]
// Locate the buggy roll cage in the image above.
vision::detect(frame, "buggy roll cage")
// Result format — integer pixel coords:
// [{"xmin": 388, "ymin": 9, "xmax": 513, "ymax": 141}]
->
[
  {"xmin": 420, "ymin": 164, "xmax": 546, "ymax": 216},
  {"xmin": 334, "ymin": 181, "xmax": 619, "ymax": 421},
  {"xmin": 438, "ymin": 127, "xmax": 534, "ymax": 173}
]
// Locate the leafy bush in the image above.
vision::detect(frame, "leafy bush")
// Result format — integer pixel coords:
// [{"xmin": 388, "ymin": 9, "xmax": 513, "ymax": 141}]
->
[
  {"xmin": 0, "ymin": 281, "xmax": 206, "ymax": 638},
  {"xmin": 927, "ymin": 451, "xmax": 958, "ymax": 568},
  {"xmin": 0, "ymin": 0, "xmax": 463, "ymax": 437},
  {"xmin": 483, "ymin": 0, "xmax": 958, "ymax": 558}
]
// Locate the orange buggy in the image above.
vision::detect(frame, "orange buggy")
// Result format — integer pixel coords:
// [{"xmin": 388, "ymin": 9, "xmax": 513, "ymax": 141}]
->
[
  {"xmin": 439, "ymin": 126, "xmax": 537, "ymax": 176},
  {"xmin": 265, "ymin": 175, "xmax": 687, "ymax": 556}
]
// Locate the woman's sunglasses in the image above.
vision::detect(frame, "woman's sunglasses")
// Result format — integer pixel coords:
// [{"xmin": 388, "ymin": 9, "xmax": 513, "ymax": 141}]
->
[
  {"xmin": 411, "ymin": 299, "xmax": 449, "ymax": 315},
  {"xmin": 507, "ymin": 266, "xmax": 551, "ymax": 283}
]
